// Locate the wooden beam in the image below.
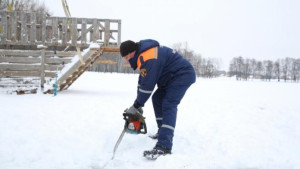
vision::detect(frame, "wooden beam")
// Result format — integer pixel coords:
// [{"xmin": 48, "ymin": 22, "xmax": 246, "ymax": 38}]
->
[
  {"xmin": 0, "ymin": 71, "xmax": 56, "ymax": 77},
  {"xmin": 0, "ymin": 64, "xmax": 61, "ymax": 71},
  {"xmin": 100, "ymin": 47, "xmax": 120, "ymax": 53},
  {"xmin": 0, "ymin": 49, "xmax": 77, "ymax": 57}
]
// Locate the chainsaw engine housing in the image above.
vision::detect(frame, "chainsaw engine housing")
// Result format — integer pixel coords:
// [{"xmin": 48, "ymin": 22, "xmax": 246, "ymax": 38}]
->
[{"xmin": 123, "ymin": 113, "xmax": 147, "ymax": 134}]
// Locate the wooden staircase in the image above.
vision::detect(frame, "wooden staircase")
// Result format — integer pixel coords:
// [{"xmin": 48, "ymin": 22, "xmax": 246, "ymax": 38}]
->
[{"xmin": 44, "ymin": 47, "xmax": 119, "ymax": 94}]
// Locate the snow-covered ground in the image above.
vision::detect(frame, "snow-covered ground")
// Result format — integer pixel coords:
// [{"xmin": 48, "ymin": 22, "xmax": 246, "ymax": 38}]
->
[{"xmin": 0, "ymin": 72, "xmax": 299, "ymax": 169}]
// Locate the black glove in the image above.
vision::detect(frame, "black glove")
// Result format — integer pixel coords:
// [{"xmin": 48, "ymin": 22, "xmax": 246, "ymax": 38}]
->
[{"xmin": 124, "ymin": 105, "xmax": 143, "ymax": 115}]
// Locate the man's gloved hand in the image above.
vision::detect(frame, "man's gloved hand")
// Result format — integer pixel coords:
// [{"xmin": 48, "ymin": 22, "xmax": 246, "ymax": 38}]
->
[{"xmin": 124, "ymin": 105, "xmax": 143, "ymax": 115}]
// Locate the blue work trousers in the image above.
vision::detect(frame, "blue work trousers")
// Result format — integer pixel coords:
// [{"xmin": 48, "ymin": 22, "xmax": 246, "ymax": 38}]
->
[{"xmin": 152, "ymin": 75, "xmax": 194, "ymax": 150}]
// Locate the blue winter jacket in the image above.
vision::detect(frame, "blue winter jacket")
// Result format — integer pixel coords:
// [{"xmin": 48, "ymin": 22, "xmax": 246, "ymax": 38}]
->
[{"xmin": 128, "ymin": 39, "xmax": 196, "ymax": 108}]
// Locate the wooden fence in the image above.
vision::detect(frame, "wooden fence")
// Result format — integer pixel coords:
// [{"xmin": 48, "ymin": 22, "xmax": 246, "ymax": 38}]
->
[
  {"xmin": 0, "ymin": 11, "xmax": 121, "ymax": 48},
  {"xmin": 0, "ymin": 49, "xmax": 76, "ymax": 77}
]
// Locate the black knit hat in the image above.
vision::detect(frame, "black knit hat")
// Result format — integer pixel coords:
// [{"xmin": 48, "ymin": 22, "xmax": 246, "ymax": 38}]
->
[{"xmin": 120, "ymin": 40, "xmax": 137, "ymax": 57}]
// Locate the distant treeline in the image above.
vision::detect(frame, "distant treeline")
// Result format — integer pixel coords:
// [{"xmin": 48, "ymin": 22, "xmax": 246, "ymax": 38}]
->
[
  {"xmin": 89, "ymin": 42, "xmax": 222, "ymax": 78},
  {"xmin": 89, "ymin": 44, "xmax": 300, "ymax": 83},
  {"xmin": 229, "ymin": 56, "xmax": 300, "ymax": 82},
  {"xmin": 172, "ymin": 42, "xmax": 222, "ymax": 78}
]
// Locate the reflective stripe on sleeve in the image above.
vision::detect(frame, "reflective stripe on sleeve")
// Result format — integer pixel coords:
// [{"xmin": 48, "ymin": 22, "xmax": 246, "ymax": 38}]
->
[{"xmin": 138, "ymin": 88, "xmax": 153, "ymax": 94}]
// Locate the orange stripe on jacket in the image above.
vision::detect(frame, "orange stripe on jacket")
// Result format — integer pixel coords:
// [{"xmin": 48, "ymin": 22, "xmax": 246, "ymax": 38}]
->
[{"xmin": 137, "ymin": 47, "xmax": 158, "ymax": 70}]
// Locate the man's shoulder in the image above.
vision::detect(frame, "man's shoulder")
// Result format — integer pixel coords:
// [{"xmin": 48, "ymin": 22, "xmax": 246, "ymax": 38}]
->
[{"xmin": 139, "ymin": 47, "xmax": 159, "ymax": 62}]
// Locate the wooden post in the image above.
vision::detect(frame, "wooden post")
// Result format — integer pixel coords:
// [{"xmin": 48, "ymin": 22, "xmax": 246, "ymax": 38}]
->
[
  {"xmin": 38, "ymin": 45, "xmax": 48, "ymax": 88},
  {"xmin": 10, "ymin": 11, "xmax": 17, "ymax": 42},
  {"xmin": 81, "ymin": 19, "xmax": 87, "ymax": 44},
  {"xmin": 0, "ymin": 11, "xmax": 7, "ymax": 43},
  {"xmin": 52, "ymin": 17, "xmax": 58, "ymax": 45},
  {"xmin": 62, "ymin": 18, "xmax": 68, "ymax": 45},
  {"xmin": 104, "ymin": 20, "xmax": 110, "ymax": 46},
  {"xmin": 71, "ymin": 18, "xmax": 77, "ymax": 45},
  {"xmin": 21, "ymin": 12, "xmax": 28, "ymax": 43},
  {"xmin": 92, "ymin": 19, "xmax": 99, "ymax": 42},
  {"xmin": 30, "ymin": 12, "xmax": 37, "ymax": 43},
  {"xmin": 118, "ymin": 20, "xmax": 121, "ymax": 46},
  {"xmin": 42, "ymin": 13, "xmax": 46, "ymax": 44}
]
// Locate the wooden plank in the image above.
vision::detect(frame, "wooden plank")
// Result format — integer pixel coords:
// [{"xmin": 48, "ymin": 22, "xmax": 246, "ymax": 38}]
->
[
  {"xmin": 0, "ymin": 11, "xmax": 7, "ymax": 43},
  {"xmin": 40, "ymin": 48, "xmax": 46, "ymax": 87},
  {"xmin": 81, "ymin": 18, "xmax": 87, "ymax": 44},
  {"xmin": 30, "ymin": 12, "xmax": 37, "ymax": 43},
  {"xmin": 84, "ymin": 25, "xmax": 94, "ymax": 37},
  {"xmin": 71, "ymin": 18, "xmax": 77, "ymax": 45},
  {"xmin": 10, "ymin": 11, "xmax": 18, "ymax": 41},
  {"xmin": 0, "ymin": 57, "xmax": 41, "ymax": 63},
  {"xmin": 44, "ymin": 17, "xmax": 120, "ymax": 24},
  {"xmin": 45, "ymin": 58, "xmax": 71, "ymax": 64},
  {"xmin": 104, "ymin": 20, "xmax": 110, "ymax": 46},
  {"xmin": 42, "ymin": 14, "xmax": 46, "ymax": 44},
  {"xmin": 0, "ymin": 64, "xmax": 60, "ymax": 71},
  {"xmin": 118, "ymin": 20, "xmax": 121, "ymax": 45},
  {"xmin": 0, "ymin": 49, "xmax": 41, "ymax": 56},
  {"xmin": 58, "ymin": 18, "xmax": 63, "ymax": 40},
  {"xmin": 98, "ymin": 21, "xmax": 105, "ymax": 30},
  {"xmin": 66, "ymin": 18, "xmax": 71, "ymax": 43},
  {"xmin": 0, "ymin": 49, "xmax": 77, "ymax": 57},
  {"xmin": 101, "ymin": 47, "xmax": 120, "ymax": 53},
  {"xmin": 35, "ymin": 13, "xmax": 42, "ymax": 42},
  {"xmin": 52, "ymin": 17, "xmax": 58, "ymax": 44},
  {"xmin": 62, "ymin": 18, "xmax": 68, "ymax": 45},
  {"xmin": 0, "ymin": 57, "xmax": 70, "ymax": 64},
  {"xmin": 7, "ymin": 12, "xmax": 12, "ymax": 40},
  {"xmin": 92, "ymin": 19, "xmax": 99, "ymax": 42},
  {"xmin": 0, "ymin": 71, "xmax": 55, "ymax": 77},
  {"xmin": 21, "ymin": 12, "xmax": 28, "ymax": 43},
  {"xmin": 0, "ymin": 64, "xmax": 42, "ymax": 71}
]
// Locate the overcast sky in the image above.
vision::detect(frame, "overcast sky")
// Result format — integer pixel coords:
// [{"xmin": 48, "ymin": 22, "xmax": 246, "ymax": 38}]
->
[{"xmin": 41, "ymin": 0, "xmax": 300, "ymax": 70}]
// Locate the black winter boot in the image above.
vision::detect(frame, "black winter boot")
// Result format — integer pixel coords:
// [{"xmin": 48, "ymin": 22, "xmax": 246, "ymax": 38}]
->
[{"xmin": 143, "ymin": 145, "xmax": 171, "ymax": 160}]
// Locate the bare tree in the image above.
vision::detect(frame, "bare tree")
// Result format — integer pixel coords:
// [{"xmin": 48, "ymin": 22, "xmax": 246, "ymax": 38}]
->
[
  {"xmin": 274, "ymin": 60, "xmax": 281, "ymax": 82},
  {"xmin": 263, "ymin": 60, "xmax": 273, "ymax": 81},
  {"xmin": 249, "ymin": 59, "xmax": 257, "ymax": 79},
  {"xmin": 291, "ymin": 58, "xmax": 300, "ymax": 82},
  {"xmin": 0, "ymin": 0, "xmax": 51, "ymax": 14},
  {"xmin": 172, "ymin": 42, "xmax": 219, "ymax": 78},
  {"xmin": 281, "ymin": 58, "xmax": 293, "ymax": 82},
  {"xmin": 243, "ymin": 59, "xmax": 251, "ymax": 80},
  {"xmin": 255, "ymin": 61, "xmax": 263, "ymax": 79}
]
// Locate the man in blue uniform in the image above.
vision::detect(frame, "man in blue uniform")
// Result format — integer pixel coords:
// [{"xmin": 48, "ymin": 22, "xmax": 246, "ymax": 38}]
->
[{"xmin": 120, "ymin": 39, "xmax": 196, "ymax": 159}]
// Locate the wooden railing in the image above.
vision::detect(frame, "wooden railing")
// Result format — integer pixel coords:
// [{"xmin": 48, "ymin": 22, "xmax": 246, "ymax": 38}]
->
[{"xmin": 0, "ymin": 11, "xmax": 121, "ymax": 48}]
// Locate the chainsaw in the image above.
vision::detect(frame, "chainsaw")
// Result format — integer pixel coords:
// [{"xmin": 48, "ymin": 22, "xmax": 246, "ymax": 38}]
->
[
  {"xmin": 123, "ymin": 112, "xmax": 147, "ymax": 134},
  {"xmin": 112, "ymin": 110, "xmax": 147, "ymax": 159}
]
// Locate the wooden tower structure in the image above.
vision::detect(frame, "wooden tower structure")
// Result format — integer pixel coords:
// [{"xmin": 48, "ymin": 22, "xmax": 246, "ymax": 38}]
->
[{"xmin": 0, "ymin": 11, "xmax": 121, "ymax": 94}]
